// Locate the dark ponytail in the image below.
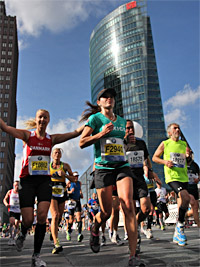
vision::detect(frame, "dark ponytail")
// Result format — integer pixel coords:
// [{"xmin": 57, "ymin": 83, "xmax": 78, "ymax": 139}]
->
[{"xmin": 79, "ymin": 101, "xmax": 101, "ymax": 122}]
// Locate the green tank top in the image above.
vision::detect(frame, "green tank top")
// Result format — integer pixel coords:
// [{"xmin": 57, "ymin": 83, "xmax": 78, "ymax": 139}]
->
[
  {"xmin": 163, "ymin": 139, "xmax": 188, "ymax": 184},
  {"xmin": 85, "ymin": 112, "xmax": 129, "ymax": 169}
]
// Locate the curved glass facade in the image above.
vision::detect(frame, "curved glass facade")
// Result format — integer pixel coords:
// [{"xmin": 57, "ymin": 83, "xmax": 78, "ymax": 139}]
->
[{"xmin": 89, "ymin": 0, "xmax": 166, "ymax": 182}]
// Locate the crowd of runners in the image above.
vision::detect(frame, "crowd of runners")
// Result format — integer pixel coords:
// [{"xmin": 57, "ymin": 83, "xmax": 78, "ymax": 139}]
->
[{"xmin": 0, "ymin": 87, "xmax": 199, "ymax": 267}]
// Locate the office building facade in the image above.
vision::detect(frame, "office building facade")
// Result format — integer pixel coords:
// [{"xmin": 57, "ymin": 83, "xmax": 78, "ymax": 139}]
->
[
  {"xmin": 0, "ymin": 1, "xmax": 18, "ymax": 222},
  {"xmin": 89, "ymin": 0, "xmax": 166, "ymax": 182}
]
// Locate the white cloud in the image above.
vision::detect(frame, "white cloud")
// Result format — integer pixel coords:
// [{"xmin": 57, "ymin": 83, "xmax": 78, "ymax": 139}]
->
[
  {"xmin": 164, "ymin": 84, "xmax": 200, "ymax": 109},
  {"xmin": 164, "ymin": 108, "xmax": 188, "ymax": 126},
  {"xmin": 14, "ymin": 116, "xmax": 93, "ymax": 178},
  {"xmin": 6, "ymin": 0, "xmax": 122, "ymax": 37},
  {"xmin": 163, "ymin": 84, "xmax": 200, "ymax": 128}
]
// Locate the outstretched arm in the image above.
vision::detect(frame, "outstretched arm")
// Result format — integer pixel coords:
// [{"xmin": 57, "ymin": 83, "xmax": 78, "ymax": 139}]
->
[
  {"xmin": 51, "ymin": 124, "xmax": 84, "ymax": 146},
  {"xmin": 0, "ymin": 118, "xmax": 30, "ymax": 142}
]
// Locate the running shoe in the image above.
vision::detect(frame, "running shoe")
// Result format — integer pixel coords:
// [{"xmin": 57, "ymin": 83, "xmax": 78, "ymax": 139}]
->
[
  {"xmin": 128, "ymin": 256, "xmax": 146, "ymax": 266},
  {"xmin": 117, "ymin": 234, "xmax": 124, "ymax": 245},
  {"xmin": 111, "ymin": 234, "xmax": 124, "ymax": 246},
  {"xmin": 77, "ymin": 233, "xmax": 84, "ymax": 242},
  {"xmin": 52, "ymin": 245, "xmax": 63, "ymax": 254},
  {"xmin": 15, "ymin": 232, "xmax": 26, "ymax": 252},
  {"xmin": 90, "ymin": 224, "xmax": 100, "ymax": 253},
  {"xmin": 161, "ymin": 225, "xmax": 165, "ymax": 231},
  {"xmin": 101, "ymin": 235, "xmax": 106, "ymax": 246},
  {"xmin": 124, "ymin": 233, "xmax": 128, "ymax": 240},
  {"xmin": 66, "ymin": 231, "xmax": 71, "ymax": 241},
  {"xmin": 52, "ymin": 238, "xmax": 63, "ymax": 254},
  {"xmin": 175, "ymin": 223, "xmax": 187, "ymax": 242},
  {"xmin": 145, "ymin": 229, "xmax": 153, "ymax": 239},
  {"xmin": 31, "ymin": 254, "xmax": 46, "ymax": 267},
  {"xmin": 173, "ymin": 225, "xmax": 187, "ymax": 246},
  {"xmin": 173, "ymin": 232, "xmax": 186, "ymax": 247}
]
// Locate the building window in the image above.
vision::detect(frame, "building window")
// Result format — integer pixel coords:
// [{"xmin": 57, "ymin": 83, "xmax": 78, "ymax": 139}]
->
[
  {"xmin": 8, "ymin": 43, "xmax": 12, "ymax": 48},
  {"xmin": 5, "ymin": 84, "xmax": 10, "ymax": 89},
  {"xmin": 8, "ymin": 51, "xmax": 12, "ymax": 56},
  {"xmin": 0, "ymin": 75, "xmax": 4, "ymax": 80},
  {"xmin": 6, "ymin": 68, "xmax": 11, "ymax": 72},
  {"xmin": 7, "ymin": 59, "xmax": 11, "ymax": 64},
  {"xmin": 1, "ymin": 50, "xmax": 6, "ymax": 55},
  {"xmin": 0, "ymin": 185, "xmax": 2, "ymax": 192},
  {"xmin": 0, "ymin": 84, "xmax": 3, "ymax": 89},
  {"xmin": 1, "ymin": 59, "xmax": 5, "ymax": 63},
  {"xmin": 0, "ymin": 67, "xmax": 5, "ymax": 71},
  {"xmin": 6, "ymin": 76, "xmax": 10, "ymax": 80},
  {"xmin": 3, "ymin": 111, "xmax": 8, "ymax": 117},
  {"xmin": 0, "ymin": 93, "xmax": 2, "ymax": 98},
  {"xmin": 2, "ymin": 42, "xmax": 6, "ymax": 47},
  {"xmin": 1, "ymin": 142, "xmax": 6, "ymax": 147},
  {"xmin": 0, "ymin": 152, "xmax": 4, "ymax": 158},
  {"xmin": 0, "ymin": 174, "xmax": 3, "ymax": 180},
  {"xmin": 1, "ymin": 132, "xmax": 6, "ymax": 137},
  {"xmin": 4, "ymin": 102, "xmax": 8, "ymax": 107},
  {"xmin": 0, "ymin": 103, "xmax": 1, "ymax": 107},
  {"xmin": 0, "ymin": 162, "xmax": 4, "ymax": 168},
  {"xmin": 5, "ymin": 93, "xmax": 9, "ymax": 98}
]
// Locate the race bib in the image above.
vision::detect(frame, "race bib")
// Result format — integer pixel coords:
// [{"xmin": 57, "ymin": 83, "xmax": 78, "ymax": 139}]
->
[
  {"xmin": 100, "ymin": 137, "xmax": 126, "ymax": 162},
  {"xmin": 170, "ymin": 153, "xmax": 186, "ymax": 168},
  {"xmin": 10, "ymin": 198, "xmax": 20, "ymax": 213},
  {"xmin": 188, "ymin": 173, "xmax": 198, "ymax": 184},
  {"xmin": 28, "ymin": 155, "xmax": 50, "ymax": 175},
  {"xmin": 52, "ymin": 185, "xmax": 64, "ymax": 197},
  {"xmin": 147, "ymin": 183, "xmax": 154, "ymax": 189},
  {"xmin": 126, "ymin": 150, "xmax": 144, "ymax": 168}
]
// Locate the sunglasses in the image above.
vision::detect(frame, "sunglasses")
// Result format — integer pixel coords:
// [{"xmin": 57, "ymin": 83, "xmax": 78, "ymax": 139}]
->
[{"xmin": 126, "ymin": 126, "xmax": 134, "ymax": 130}]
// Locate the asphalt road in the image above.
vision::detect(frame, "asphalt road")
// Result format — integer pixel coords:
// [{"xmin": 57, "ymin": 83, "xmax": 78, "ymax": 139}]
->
[{"xmin": 0, "ymin": 225, "xmax": 199, "ymax": 267}]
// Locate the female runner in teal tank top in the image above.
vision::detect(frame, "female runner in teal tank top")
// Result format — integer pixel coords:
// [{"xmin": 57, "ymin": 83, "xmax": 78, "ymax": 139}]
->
[{"xmin": 79, "ymin": 88, "xmax": 146, "ymax": 267}]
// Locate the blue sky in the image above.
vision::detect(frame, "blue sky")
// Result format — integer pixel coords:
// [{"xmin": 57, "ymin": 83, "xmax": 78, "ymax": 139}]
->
[{"xmin": 5, "ymin": 0, "xmax": 199, "ymax": 179}]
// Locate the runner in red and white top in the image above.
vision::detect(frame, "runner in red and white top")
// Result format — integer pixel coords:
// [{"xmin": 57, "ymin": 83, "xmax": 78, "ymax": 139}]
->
[
  {"xmin": 3, "ymin": 180, "xmax": 21, "ymax": 246},
  {"xmin": 0, "ymin": 109, "xmax": 84, "ymax": 267}
]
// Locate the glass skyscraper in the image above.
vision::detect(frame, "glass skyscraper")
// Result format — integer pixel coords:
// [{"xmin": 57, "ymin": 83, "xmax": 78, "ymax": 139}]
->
[{"xmin": 89, "ymin": 0, "xmax": 166, "ymax": 182}]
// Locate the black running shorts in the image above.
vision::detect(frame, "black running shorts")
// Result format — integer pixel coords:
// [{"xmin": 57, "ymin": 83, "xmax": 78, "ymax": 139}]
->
[
  {"xmin": 94, "ymin": 166, "xmax": 134, "ymax": 189},
  {"xmin": 19, "ymin": 175, "xmax": 52, "ymax": 208},
  {"xmin": 168, "ymin": 181, "xmax": 188, "ymax": 197}
]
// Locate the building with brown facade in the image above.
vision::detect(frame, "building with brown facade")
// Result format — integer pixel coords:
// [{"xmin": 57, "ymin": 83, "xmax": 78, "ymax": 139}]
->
[{"xmin": 0, "ymin": 1, "xmax": 18, "ymax": 222}]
